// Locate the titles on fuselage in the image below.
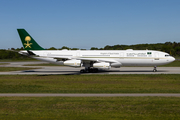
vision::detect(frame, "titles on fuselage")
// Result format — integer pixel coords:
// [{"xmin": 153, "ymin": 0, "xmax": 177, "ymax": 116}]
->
[
  {"xmin": 127, "ymin": 53, "xmax": 147, "ymax": 57},
  {"xmin": 100, "ymin": 52, "xmax": 150, "ymax": 57},
  {"xmin": 100, "ymin": 52, "xmax": 119, "ymax": 55}
]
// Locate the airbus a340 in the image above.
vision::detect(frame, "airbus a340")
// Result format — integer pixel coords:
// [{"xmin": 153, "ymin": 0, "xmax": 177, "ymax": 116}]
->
[{"xmin": 17, "ymin": 29, "xmax": 175, "ymax": 73}]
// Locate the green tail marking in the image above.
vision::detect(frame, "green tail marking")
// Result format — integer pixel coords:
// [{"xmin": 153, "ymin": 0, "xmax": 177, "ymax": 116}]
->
[{"xmin": 17, "ymin": 29, "xmax": 45, "ymax": 50}]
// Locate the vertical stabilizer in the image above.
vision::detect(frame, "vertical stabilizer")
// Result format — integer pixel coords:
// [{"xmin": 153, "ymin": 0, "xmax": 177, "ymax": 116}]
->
[{"xmin": 17, "ymin": 29, "xmax": 45, "ymax": 50}]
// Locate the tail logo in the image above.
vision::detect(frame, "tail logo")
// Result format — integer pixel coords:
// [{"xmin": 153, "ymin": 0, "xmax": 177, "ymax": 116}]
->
[{"xmin": 24, "ymin": 36, "xmax": 32, "ymax": 48}]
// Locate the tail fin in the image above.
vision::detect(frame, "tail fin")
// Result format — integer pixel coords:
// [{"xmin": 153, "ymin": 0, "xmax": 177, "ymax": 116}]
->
[{"xmin": 17, "ymin": 29, "xmax": 45, "ymax": 50}]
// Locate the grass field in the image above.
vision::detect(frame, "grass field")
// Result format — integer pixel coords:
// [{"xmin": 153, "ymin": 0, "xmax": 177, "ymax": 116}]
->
[
  {"xmin": 0, "ymin": 74, "xmax": 180, "ymax": 119},
  {"xmin": 159, "ymin": 60, "xmax": 180, "ymax": 67},
  {"xmin": 0, "ymin": 59, "xmax": 180, "ymax": 119},
  {"xmin": 0, "ymin": 63, "xmax": 9, "ymax": 65},
  {"xmin": 0, "ymin": 74, "xmax": 180, "ymax": 93},
  {"xmin": 0, "ymin": 97, "xmax": 180, "ymax": 120}
]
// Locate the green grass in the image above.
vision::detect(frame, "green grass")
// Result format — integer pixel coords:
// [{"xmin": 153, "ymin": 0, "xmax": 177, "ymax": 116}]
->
[
  {"xmin": 0, "ymin": 74, "xmax": 180, "ymax": 93},
  {"xmin": 159, "ymin": 60, "xmax": 180, "ymax": 67},
  {"xmin": 0, "ymin": 97, "xmax": 180, "ymax": 120},
  {"xmin": 0, "ymin": 67, "xmax": 40, "ymax": 72},
  {"xmin": 175, "ymin": 57, "xmax": 180, "ymax": 60},
  {"xmin": 0, "ymin": 63, "xmax": 9, "ymax": 65}
]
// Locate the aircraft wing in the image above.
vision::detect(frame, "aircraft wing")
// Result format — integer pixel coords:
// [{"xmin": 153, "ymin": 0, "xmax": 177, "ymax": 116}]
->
[
  {"xmin": 46, "ymin": 55, "xmax": 72, "ymax": 60},
  {"xmin": 26, "ymin": 50, "xmax": 119, "ymax": 63},
  {"xmin": 46, "ymin": 55, "xmax": 118, "ymax": 63},
  {"xmin": 77, "ymin": 58, "xmax": 119, "ymax": 63}
]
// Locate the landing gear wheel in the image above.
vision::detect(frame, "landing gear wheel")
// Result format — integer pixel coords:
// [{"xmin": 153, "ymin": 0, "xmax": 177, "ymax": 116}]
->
[
  {"xmin": 80, "ymin": 68, "xmax": 99, "ymax": 73},
  {"xmin": 153, "ymin": 66, "xmax": 157, "ymax": 72},
  {"xmin": 80, "ymin": 69, "xmax": 85, "ymax": 73},
  {"xmin": 80, "ymin": 69, "xmax": 89, "ymax": 73},
  {"xmin": 93, "ymin": 68, "xmax": 98, "ymax": 73}
]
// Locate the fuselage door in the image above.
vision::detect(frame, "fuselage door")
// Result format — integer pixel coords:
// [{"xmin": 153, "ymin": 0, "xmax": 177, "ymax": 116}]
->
[
  {"xmin": 154, "ymin": 52, "xmax": 159, "ymax": 60},
  {"xmin": 119, "ymin": 52, "xmax": 124, "ymax": 59},
  {"xmin": 76, "ymin": 52, "xmax": 80, "ymax": 57},
  {"xmin": 43, "ymin": 52, "xmax": 47, "ymax": 56}
]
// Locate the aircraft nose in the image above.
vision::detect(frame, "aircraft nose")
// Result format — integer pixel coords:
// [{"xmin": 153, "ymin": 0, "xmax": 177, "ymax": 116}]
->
[{"xmin": 171, "ymin": 57, "xmax": 175, "ymax": 62}]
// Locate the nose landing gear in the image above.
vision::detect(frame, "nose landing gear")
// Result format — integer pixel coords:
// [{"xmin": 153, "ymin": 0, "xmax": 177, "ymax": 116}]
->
[{"xmin": 153, "ymin": 66, "xmax": 157, "ymax": 72}]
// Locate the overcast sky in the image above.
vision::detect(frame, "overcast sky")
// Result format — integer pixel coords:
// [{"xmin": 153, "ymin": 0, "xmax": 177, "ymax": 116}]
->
[{"xmin": 0, "ymin": 0, "xmax": 180, "ymax": 49}]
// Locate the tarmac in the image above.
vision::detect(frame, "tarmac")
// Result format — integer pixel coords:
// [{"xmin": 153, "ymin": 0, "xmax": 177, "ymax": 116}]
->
[{"xmin": 0, "ymin": 61, "xmax": 180, "ymax": 75}]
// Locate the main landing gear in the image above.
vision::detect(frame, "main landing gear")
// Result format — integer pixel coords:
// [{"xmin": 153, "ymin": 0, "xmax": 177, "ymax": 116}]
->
[
  {"xmin": 153, "ymin": 66, "xmax": 157, "ymax": 72},
  {"xmin": 80, "ymin": 68, "xmax": 99, "ymax": 73}
]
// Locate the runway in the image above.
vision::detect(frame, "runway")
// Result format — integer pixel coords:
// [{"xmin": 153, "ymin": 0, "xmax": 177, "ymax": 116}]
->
[
  {"xmin": 0, "ymin": 93, "xmax": 180, "ymax": 97},
  {"xmin": 0, "ymin": 61, "xmax": 180, "ymax": 75}
]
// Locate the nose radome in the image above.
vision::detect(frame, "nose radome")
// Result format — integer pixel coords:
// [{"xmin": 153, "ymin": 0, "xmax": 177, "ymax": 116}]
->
[{"xmin": 171, "ymin": 57, "xmax": 175, "ymax": 62}]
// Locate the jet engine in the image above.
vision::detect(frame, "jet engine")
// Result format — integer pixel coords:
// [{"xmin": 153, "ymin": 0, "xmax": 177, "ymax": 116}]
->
[
  {"xmin": 63, "ymin": 60, "xmax": 81, "ymax": 67},
  {"xmin": 111, "ymin": 62, "xmax": 122, "ymax": 68},
  {"xmin": 93, "ymin": 62, "xmax": 111, "ymax": 69}
]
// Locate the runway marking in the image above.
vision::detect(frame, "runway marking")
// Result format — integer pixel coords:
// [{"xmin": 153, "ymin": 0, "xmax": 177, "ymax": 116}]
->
[{"xmin": 0, "ymin": 94, "xmax": 180, "ymax": 97}]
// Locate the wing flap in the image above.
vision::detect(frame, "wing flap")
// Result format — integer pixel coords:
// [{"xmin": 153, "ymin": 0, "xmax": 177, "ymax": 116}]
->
[
  {"xmin": 77, "ymin": 58, "xmax": 118, "ymax": 63},
  {"xmin": 47, "ymin": 56, "xmax": 72, "ymax": 60}
]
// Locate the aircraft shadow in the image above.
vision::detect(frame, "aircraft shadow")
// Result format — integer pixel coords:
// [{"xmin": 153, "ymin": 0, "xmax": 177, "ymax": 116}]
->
[{"xmin": 22, "ymin": 69, "xmax": 168, "ymax": 75}]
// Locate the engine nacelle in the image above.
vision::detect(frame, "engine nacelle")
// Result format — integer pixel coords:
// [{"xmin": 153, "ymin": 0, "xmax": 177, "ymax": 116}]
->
[
  {"xmin": 63, "ymin": 60, "xmax": 81, "ymax": 67},
  {"xmin": 111, "ymin": 62, "xmax": 122, "ymax": 68},
  {"xmin": 93, "ymin": 62, "xmax": 111, "ymax": 69}
]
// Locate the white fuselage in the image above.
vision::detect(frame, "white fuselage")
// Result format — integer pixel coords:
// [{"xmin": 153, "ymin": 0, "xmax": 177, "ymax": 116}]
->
[{"xmin": 19, "ymin": 49, "xmax": 175, "ymax": 69}]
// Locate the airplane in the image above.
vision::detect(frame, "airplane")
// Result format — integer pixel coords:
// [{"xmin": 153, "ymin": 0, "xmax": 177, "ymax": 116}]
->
[{"xmin": 17, "ymin": 29, "xmax": 175, "ymax": 73}]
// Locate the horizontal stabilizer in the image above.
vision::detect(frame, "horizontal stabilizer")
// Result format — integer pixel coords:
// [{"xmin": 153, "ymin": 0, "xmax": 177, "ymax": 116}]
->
[{"xmin": 27, "ymin": 50, "xmax": 36, "ymax": 55}]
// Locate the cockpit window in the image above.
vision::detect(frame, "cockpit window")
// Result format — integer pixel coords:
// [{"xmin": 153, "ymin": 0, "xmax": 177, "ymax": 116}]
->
[{"xmin": 165, "ymin": 54, "xmax": 170, "ymax": 57}]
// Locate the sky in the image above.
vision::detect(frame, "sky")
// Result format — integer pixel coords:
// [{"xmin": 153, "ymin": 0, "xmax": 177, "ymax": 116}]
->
[{"xmin": 0, "ymin": 0, "xmax": 180, "ymax": 49}]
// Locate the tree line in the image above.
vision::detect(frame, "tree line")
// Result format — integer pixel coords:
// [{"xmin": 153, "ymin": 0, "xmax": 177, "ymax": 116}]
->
[
  {"xmin": 48, "ymin": 42, "xmax": 180, "ymax": 56},
  {"xmin": 97, "ymin": 42, "xmax": 180, "ymax": 56},
  {"xmin": 0, "ymin": 50, "xmax": 33, "ymax": 60},
  {"xmin": 0, "ymin": 42, "xmax": 179, "ymax": 60}
]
